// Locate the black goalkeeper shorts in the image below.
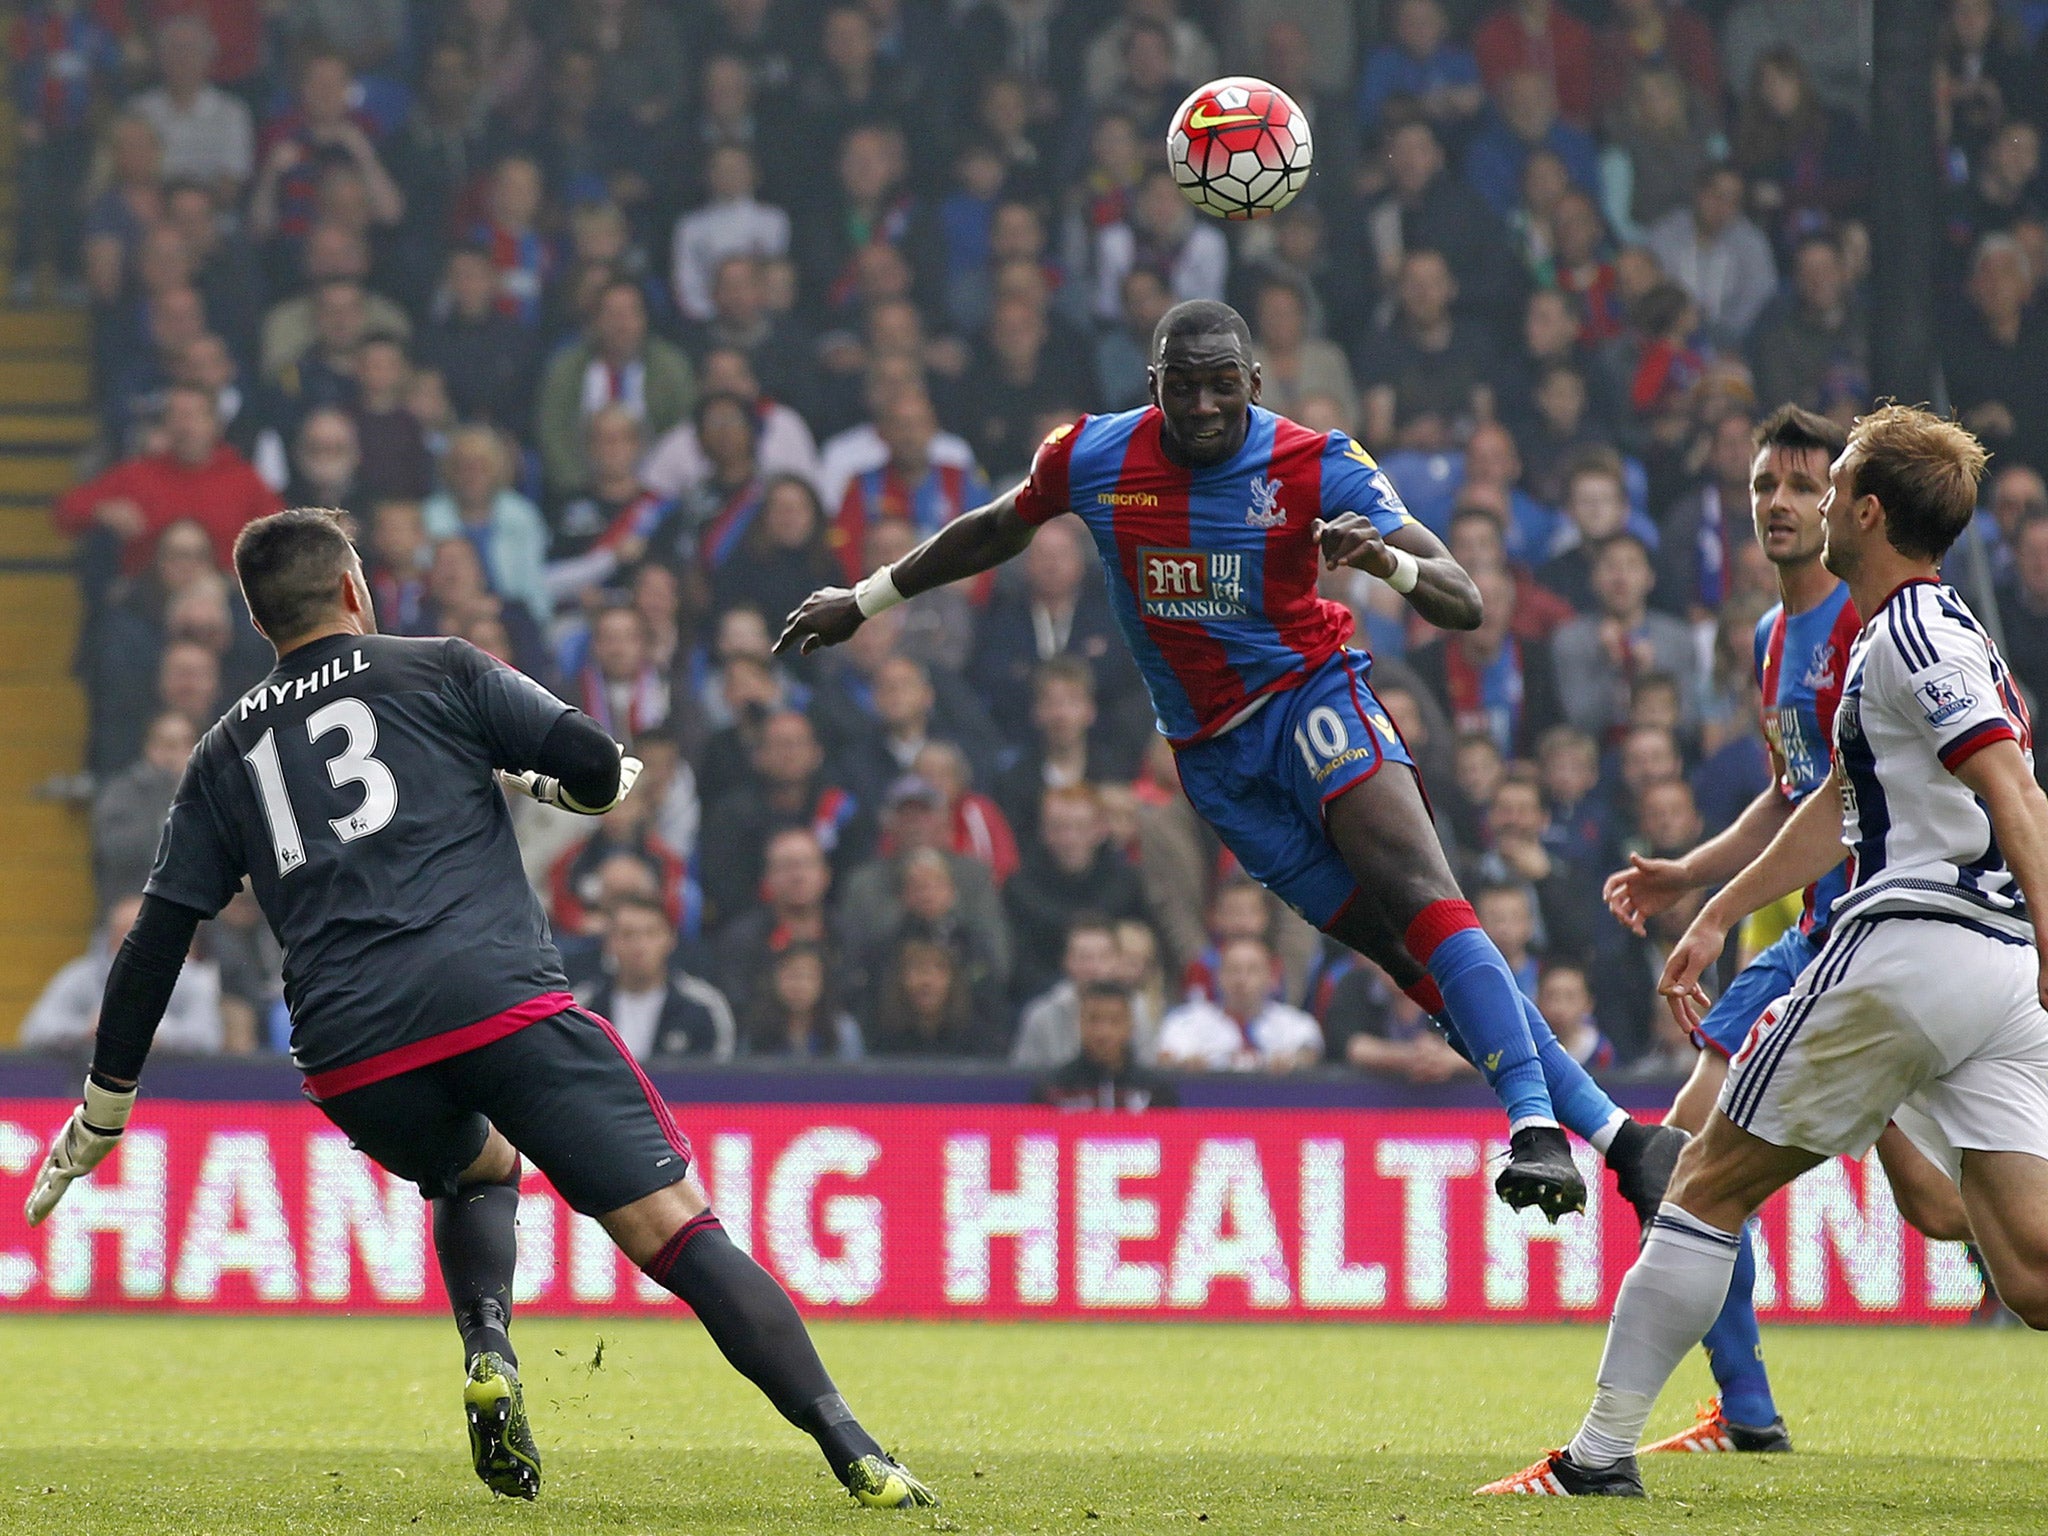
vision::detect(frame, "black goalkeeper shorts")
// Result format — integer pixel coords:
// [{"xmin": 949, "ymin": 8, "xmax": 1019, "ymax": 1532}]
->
[{"xmin": 313, "ymin": 1006, "xmax": 695, "ymax": 1214}]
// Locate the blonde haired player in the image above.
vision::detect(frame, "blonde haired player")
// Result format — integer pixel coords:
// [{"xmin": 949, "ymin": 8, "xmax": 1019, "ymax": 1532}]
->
[{"xmin": 1483, "ymin": 405, "xmax": 2048, "ymax": 1496}]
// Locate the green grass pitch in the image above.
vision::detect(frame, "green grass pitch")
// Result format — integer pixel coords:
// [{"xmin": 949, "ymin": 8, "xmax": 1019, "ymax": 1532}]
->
[{"xmin": 2, "ymin": 1318, "xmax": 2045, "ymax": 1534}]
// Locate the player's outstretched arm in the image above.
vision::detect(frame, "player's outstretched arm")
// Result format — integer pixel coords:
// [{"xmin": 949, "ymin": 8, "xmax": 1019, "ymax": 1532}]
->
[
  {"xmin": 1308, "ymin": 516, "xmax": 1482, "ymax": 631},
  {"xmin": 1954, "ymin": 740, "xmax": 2048, "ymax": 1010},
  {"xmin": 1605, "ymin": 784, "xmax": 1795, "ymax": 935},
  {"xmin": 775, "ymin": 487, "xmax": 1035, "ymax": 657},
  {"xmin": 1657, "ymin": 767, "xmax": 1849, "ymax": 1032},
  {"xmin": 25, "ymin": 893, "xmax": 205, "ymax": 1225}
]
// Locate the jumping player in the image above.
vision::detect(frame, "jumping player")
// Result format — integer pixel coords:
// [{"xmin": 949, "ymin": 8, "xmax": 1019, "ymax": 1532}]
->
[
  {"xmin": 25, "ymin": 509, "xmax": 934, "ymax": 1511},
  {"xmin": 1601, "ymin": 405, "xmax": 1974, "ymax": 1456},
  {"xmin": 1483, "ymin": 405, "xmax": 2048, "ymax": 1498},
  {"xmin": 778, "ymin": 300, "xmax": 1684, "ymax": 1221}
]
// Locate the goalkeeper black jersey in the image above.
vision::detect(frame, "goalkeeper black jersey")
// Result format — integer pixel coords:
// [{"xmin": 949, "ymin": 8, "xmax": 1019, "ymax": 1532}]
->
[{"xmin": 146, "ymin": 632, "xmax": 576, "ymax": 1086}]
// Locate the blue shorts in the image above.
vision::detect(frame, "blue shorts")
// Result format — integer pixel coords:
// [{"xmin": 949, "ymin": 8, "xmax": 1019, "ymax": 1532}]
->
[
  {"xmin": 1694, "ymin": 925, "xmax": 1823, "ymax": 1056},
  {"xmin": 1173, "ymin": 650, "xmax": 1414, "ymax": 929}
]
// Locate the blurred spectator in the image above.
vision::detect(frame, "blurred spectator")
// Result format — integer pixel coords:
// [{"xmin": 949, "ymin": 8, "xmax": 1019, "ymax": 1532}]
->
[
  {"xmin": 1475, "ymin": 772, "xmax": 1596, "ymax": 959},
  {"xmin": 1722, "ymin": 0, "xmax": 1871, "ymax": 126},
  {"xmin": 465, "ymin": 154, "xmax": 553, "ymax": 327},
  {"xmin": 1591, "ymin": 0, "xmax": 1720, "ymax": 123},
  {"xmin": 1252, "ymin": 277, "xmax": 1356, "ymax": 422},
  {"xmin": 422, "ymin": 534, "xmax": 550, "ymax": 681},
  {"xmin": 386, "ymin": 41, "xmax": 494, "ymax": 304},
  {"xmin": 1365, "ymin": 119, "xmax": 1520, "ymax": 330},
  {"xmin": 1156, "ymin": 935, "xmax": 1322, "ymax": 1072},
  {"xmin": 1944, "ymin": 234, "xmax": 2048, "ymax": 475},
  {"xmin": 1537, "ymin": 450, "xmax": 1655, "ymax": 610},
  {"xmin": 715, "ymin": 826, "xmax": 838, "ymax": 1014},
  {"xmin": 56, "ymin": 384, "xmax": 281, "ymax": 575},
  {"xmin": 992, "ymin": 656, "xmax": 1112, "ymax": 846},
  {"xmin": 1013, "ymin": 914, "xmax": 1132, "ymax": 1067},
  {"xmin": 537, "ymin": 278, "xmax": 697, "ymax": 497},
  {"xmin": 1474, "ymin": 0, "xmax": 1595, "ymax": 130},
  {"xmin": 10, "ymin": 0, "xmax": 122, "ymax": 297},
  {"xmin": 577, "ymin": 894, "xmax": 735, "ymax": 1061},
  {"xmin": 416, "ymin": 244, "xmax": 537, "ymax": 430},
  {"xmin": 797, "ymin": 122, "xmax": 939, "ymax": 319},
  {"xmin": 743, "ymin": 942, "xmax": 863, "ymax": 1059},
  {"xmin": 1005, "ymin": 783, "xmax": 1151, "ymax": 1004},
  {"xmin": 1032, "ymin": 981, "xmax": 1179, "ymax": 1109},
  {"xmin": 672, "ymin": 144, "xmax": 790, "ymax": 322},
  {"xmin": 1359, "ymin": 249, "xmax": 1496, "ymax": 452},
  {"xmin": 1658, "ymin": 409, "xmax": 1756, "ymax": 618},
  {"xmin": 22, "ymin": 893, "xmax": 223, "ymax": 1054},
  {"xmin": 1356, "ymin": 0, "xmax": 1483, "ymax": 137},
  {"xmin": 866, "ymin": 933, "xmax": 995, "ymax": 1056},
  {"xmin": 1600, "ymin": 66, "xmax": 1712, "ymax": 244},
  {"xmin": 572, "ymin": 605, "xmax": 671, "ymax": 750},
  {"xmin": 1409, "ymin": 565, "xmax": 1562, "ymax": 756},
  {"xmin": 1749, "ymin": 235, "xmax": 1866, "ymax": 419},
  {"xmin": 1646, "ymin": 164, "xmax": 1778, "ymax": 349},
  {"xmin": 130, "ymin": 17, "xmax": 254, "ymax": 204},
  {"xmin": 1091, "ymin": 168, "xmax": 1229, "ymax": 322},
  {"xmin": 1996, "ymin": 510, "xmax": 2048, "ymax": 710},
  {"xmin": 451, "ymin": 0, "xmax": 543, "ymax": 130},
  {"xmin": 261, "ymin": 225, "xmax": 412, "ymax": 381},
  {"xmin": 92, "ymin": 710, "xmax": 198, "ymax": 906},
  {"xmin": 647, "ymin": 342, "xmax": 819, "ymax": 497},
  {"xmin": 1465, "ymin": 69, "xmax": 1599, "ymax": 218},
  {"xmin": 700, "ymin": 708, "xmax": 866, "ymax": 927},
  {"xmin": 1944, "ymin": 118, "xmax": 2040, "ymax": 282},
  {"xmin": 1553, "ymin": 535, "xmax": 1700, "ymax": 739},
  {"xmin": 1730, "ymin": 45, "xmax": 1865, "ymax": 250},
  {"xmin": 833, "ymin": 389, "xmax": 991, "ymax": 577},
  {"xmin": 836, "ymin": 773, "xmax": 1010, "ymax": 991},
  {"xmin": 210, "ymin": 884, "xmax": 282, "ymax": 1055},
  {"xmin": 916, "ymin": 740, "xmax": 1021, "ymax": 889},
  {"xmin": 1475, "ymin": 881, "xmax": 1542, "ymax": 998},
  {"xmin": 250, "ymin": 50, "xmax": 403, "ymax": 249},
  {"xmin": 365, "ymin": 499, "xmax": 432, "ymax": 635},
  {"xmin": 1953, "ymin": 461, "xmax": 2048, "ymax": 615},
  {"xmin": 283, "ymin": 405, "xmax": 368, "ymax": 515},
  {"xmin": 1536, "ymin": 961, "xmax": 1615, "ymax": 1069},
  {"xmin": 548, "ymin": 785, "xmax": 693, "ymax": 938},
  {"xmin": 83, "ymin": 114, "xmax": 166, "ymax": 311},
  {"xmin": 344, "ymin": 337, "xmax": 435, "ymax": 500},
  {"xmin": 422, "ymin": 425, "xmax": 552, "ymax": 625},
  {"xmin": 710, "ymin": 473, "xmax": 839, "ymax": 629}
]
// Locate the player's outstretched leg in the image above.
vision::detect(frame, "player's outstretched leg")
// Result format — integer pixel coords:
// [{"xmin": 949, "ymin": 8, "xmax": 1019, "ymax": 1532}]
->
[
  {"xmin": 433, "ymin": 1135, "xmax": 540, "ymax": 1499},
  {"xmin": 1641, "ymin": 1225, "xmax": 1791, "ymax": 1453},
  {"xmin": 1323, "ymin": 775, "xmax": 1580, "ymax": 1217},
  {"xmin": 623, "ymin": 1206, "xmax": 937, "ymax": 1509}
]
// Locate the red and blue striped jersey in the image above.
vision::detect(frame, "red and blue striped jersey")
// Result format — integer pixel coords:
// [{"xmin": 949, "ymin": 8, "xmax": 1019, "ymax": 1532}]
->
[
  {"xmin": 1014, "ymin": 405, "xmax": 1417, "ymax": 744},
  {"xmin": 1753, "ymin": 581, "xmax": 1860, "ymax": 933}
]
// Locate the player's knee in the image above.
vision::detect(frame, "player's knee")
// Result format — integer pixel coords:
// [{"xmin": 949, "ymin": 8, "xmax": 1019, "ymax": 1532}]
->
[{"xmin": 457, "ymin": 1132, "xmax": 521, "ymax": 1188}]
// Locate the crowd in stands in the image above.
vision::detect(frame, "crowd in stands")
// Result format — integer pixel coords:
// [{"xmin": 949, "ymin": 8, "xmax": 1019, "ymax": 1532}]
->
[{"xmin": 17, "ymin": 0, "xmax": 2048, "ymax": 1095}]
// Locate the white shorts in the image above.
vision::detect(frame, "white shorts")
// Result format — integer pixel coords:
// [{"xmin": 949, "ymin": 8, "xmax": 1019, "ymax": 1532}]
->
[{"xmin": 1718, "ymin": 914, "xmax": 2048, "ymax": 1170}]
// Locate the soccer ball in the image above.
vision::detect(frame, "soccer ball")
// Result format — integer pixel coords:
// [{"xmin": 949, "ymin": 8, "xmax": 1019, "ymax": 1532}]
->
[{"xmin": 1166, "ymin": 76, "xmax": 1313, "ymax": 221}]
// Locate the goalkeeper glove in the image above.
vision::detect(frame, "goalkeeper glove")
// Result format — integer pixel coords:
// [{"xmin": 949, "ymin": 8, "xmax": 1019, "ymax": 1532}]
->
[
  {"xmin": 500, "ymin": 750, "xmax": 642, "ymax": 815},
  {"xmin": 25, "ymin": 1077, "xmax": 136, "ymax": 1226}
]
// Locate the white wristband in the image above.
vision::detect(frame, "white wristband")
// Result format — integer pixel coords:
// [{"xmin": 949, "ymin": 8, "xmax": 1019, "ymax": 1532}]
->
[
  {"xmin": 853, "ymin": 564, "xmax": 906, "ymax": 618},
  {"xmin": 1385, "ymin": 545, "xmax": 1421, "ymax": 595}
]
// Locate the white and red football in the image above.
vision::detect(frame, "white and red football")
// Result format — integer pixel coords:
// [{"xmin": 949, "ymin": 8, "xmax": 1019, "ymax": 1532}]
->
[{"xmin": 1166, "ymin": 76, "xmax": 1314, "ymax": 221}]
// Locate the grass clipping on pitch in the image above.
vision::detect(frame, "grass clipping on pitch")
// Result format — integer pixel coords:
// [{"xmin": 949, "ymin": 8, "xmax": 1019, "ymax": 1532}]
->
[{"xmin": 0, "ymin": 1317, "xmax": 2045, "ymax": 1533}]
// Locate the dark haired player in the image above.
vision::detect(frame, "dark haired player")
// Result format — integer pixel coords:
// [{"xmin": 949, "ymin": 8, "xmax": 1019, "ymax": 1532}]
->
[
  {"xmin": 1598, "ymin": 405, "xmax": 1976, "ymax": 1458},
  {"xmin": 25, "ymin": 509, "xmax": 934, "ymax": 1511},
  {"xmin": 780, "ymin": 300, "xmax": 1682, "ymax": 1220}
]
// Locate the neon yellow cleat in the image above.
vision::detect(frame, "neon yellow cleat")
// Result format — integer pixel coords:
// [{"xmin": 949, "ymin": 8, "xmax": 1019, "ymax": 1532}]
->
[
  {"xmin": 463, "ymin": 1352, "xmax": 541, "ymax": 1500},
  {"xmin": 842, "ymin": 1453, "xmax": 940, "ymax": 1509}
]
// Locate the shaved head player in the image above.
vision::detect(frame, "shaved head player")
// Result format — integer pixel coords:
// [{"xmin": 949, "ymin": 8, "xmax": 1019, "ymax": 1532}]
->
[
  {"xmin": 779, "ymin": 299, "xmax": 1684, "ymax": 1221},
  {"xmin": 25, "ymin": 509, "xmax": 935, "ymax": 1511}
]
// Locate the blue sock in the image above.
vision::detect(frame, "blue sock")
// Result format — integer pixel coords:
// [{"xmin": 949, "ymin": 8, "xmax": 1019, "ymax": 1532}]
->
[
  {"xmin": 1701, "ymin": 1223, "xmax": 1778, "ymax": 1428},
  {"xmin": 1418, "ymin": 925, "xmax": 1553, "ymax": 1127},
  {"xmin": 1518, "ymin": 991, "xmax": 1626, "ymax": 1145}
]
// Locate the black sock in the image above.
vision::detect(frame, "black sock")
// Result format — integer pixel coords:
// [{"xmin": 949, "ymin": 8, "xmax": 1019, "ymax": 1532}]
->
[
  {"xmin": 642, "ymin": 1214, "xmax": 883, "ymax": 1474},
  {"xmin": 1606, "ymin": 1116, "xmax": 1648, "ymax": 1169},
  {"xmin": 433, "ymin": 1163, "xmax": 522, "ymax": 1371}
]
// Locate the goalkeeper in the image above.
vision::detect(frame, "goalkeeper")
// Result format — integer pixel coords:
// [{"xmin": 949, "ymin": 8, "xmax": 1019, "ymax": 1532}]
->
[{"xmin": 24, "ymin": 509, "xmax": 933, "ymax": 1512}]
